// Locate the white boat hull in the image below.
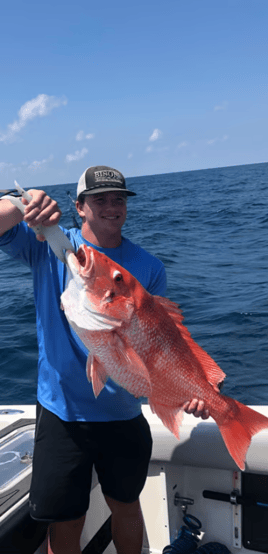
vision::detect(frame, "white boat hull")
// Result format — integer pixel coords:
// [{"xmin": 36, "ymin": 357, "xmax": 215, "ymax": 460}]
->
[{"xmin": 1, "ymin": 404, "xmax": 268, "ymax": 554}]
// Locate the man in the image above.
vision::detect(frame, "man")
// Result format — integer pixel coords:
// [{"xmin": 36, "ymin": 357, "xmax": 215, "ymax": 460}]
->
[{"xmin": 0, "ymin": 166, "xmax": 208, "ymax": 554}]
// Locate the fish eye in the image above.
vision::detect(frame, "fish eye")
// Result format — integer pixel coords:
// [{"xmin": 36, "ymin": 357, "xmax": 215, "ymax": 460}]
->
[{"xmin": 113, "ymin": 270, "xmax": 123, "ymax": 282}]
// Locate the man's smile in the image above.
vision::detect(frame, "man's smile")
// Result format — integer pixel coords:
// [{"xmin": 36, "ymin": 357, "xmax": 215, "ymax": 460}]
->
[{"xmin": 102, "ymin": 215, "xmax": 120, "ymax": 219}]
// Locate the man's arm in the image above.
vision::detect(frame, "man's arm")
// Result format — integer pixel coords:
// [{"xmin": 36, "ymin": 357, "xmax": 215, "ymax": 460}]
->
[{"xmin": 0, "ymin": 189, "xmax": 62, "ymax": 239}]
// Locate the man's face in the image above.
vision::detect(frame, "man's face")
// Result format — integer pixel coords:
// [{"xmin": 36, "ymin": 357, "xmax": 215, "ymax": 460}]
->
[{"xmin": 76, "ymin": 191, "xmax": 127, "ymax": 234}]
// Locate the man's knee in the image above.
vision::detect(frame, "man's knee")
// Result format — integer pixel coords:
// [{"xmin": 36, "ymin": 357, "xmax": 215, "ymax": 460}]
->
[{"xmin": 104, "ymin": 495, "xmax": 141, "ymax": 517}]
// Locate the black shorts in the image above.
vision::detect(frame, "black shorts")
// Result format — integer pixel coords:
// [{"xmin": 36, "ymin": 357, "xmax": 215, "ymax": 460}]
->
[{"xmin": 29, "ymin": 402, "xmax": 152, "ymax": 522}]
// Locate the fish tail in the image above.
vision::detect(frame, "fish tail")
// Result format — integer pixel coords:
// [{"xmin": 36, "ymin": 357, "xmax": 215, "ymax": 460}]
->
[{"xmin": 216, "ymin": 398, "xmax": 268, "ymax": 471}]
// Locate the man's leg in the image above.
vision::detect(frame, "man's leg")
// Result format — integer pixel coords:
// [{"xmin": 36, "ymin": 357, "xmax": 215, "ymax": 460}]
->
[
  {"xmin": 30, "ymin": 405, "xmax": 93, "ymax": 554},
  {"xmin": 48, "ymin": 516, "xmax": 86, "ymax": 554},
  {"xmin": 104, "ymin": 496, "xmax": 143, "ymax": 554},
  {"xmin": 94, "ymin": 415, "xmax": 152, "ymax": 554}
]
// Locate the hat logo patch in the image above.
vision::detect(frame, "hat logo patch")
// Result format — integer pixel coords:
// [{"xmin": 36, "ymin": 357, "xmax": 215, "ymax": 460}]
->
[{"xmin": 94, "ymin": 170, "xmax": 124, "ymax": 184}]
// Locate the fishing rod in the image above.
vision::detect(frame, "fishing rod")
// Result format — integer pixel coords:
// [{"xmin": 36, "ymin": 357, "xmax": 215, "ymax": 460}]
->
[{"xmin": 66, "ymin": 190, "xmax": 80, "ymax": 229}]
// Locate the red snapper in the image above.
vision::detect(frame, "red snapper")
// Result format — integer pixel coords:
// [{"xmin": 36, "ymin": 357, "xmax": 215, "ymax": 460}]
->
[{"xmin": 61, "ymin": 244, "xmax": 268, "ymax": 470}]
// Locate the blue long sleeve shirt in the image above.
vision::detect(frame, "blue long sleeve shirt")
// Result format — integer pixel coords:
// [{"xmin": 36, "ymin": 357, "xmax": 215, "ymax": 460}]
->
[{"xmin": 0, "ymin": 223, "xmax": 167, "ymax": 421}]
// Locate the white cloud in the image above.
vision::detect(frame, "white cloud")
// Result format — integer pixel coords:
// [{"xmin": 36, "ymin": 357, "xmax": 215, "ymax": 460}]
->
[
  {"xmin": 149, "ymin": 129, "xmax": 162, "ymax": 142},
  {"xmin": 76, "ymin": 131, "xmax": 84, "ymax": 141},
  {"xmin": 76, "ymin": 130, "xmax": 95, "ymax": 141},
  {"xmin": 28, "ymin": 155, "xmax": 54, "ymax": 171},
  {"xmin": 0, "ymin": 162, "xmax": 14, "ymax": 173},
  {"xmin": 0, "ymin": 94, "xmax": 67, "ymax": 143},
  {"xmin": 214, "ymin": 101, "xmax": 228, "ymax": 111},
  {"xmin": 207, "ymin": 135, "xmax": 229, "ymax": 145},
  {"xmin": 177, "ymin": 141, "xmax": 188, "ymax": 149},
  {"xmin": 0, "ymin": 162, "xmax": 10, "ymax": 170},
  {"xmin": 127, "ymin": 153, "xmax": 133, "ymax": 159},
  {"xmin": 146, "ymin": 144, "xmax": 169, "ymax": 154},
  {"xmin": 66, "ymin": 148, "xmax": 88, "ymax": 163},
  {"xmin": 0, "ymin": 155, "xmax": 54, "ymax": 175}
]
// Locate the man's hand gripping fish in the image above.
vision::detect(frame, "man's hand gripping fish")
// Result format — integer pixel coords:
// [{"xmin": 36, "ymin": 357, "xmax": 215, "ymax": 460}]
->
[{"xmin": 61, "ymin": 244, "xmax": 268, "ymax": 471}]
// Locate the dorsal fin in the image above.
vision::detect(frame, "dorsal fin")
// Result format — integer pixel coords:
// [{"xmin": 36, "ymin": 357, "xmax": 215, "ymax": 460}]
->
[{"xmin": 155, "ymin": 296, "xmax": 226, "ymax": 390}]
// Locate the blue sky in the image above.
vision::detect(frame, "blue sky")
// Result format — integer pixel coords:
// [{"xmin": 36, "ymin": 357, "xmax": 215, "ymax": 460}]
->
[{"xmin": 1, "ymin": 0, "xmax": 268, "ymax": 188}]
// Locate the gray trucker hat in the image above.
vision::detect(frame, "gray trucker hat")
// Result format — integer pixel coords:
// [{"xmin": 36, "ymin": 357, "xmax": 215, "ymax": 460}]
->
[{"xmin": 77, "ymin": 166, "xmax": 136, "ymax": 198}]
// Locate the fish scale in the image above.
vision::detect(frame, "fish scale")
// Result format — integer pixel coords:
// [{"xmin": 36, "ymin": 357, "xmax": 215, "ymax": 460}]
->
[
  {"xmin": 85, "ymin": 330, "xmax": 151, "ymax": 398},
  {"xmin": 119, "ymin": 302, "xmax": 210, "ymax": 406}
]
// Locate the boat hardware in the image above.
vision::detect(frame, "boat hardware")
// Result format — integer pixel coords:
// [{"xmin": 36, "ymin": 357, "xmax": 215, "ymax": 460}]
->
[
  {"xmin": 174, "ymin": 494, "xmax": 194, "ymax": 513},
  {"xmin": 164, "ymin": 495, "xmax": 202, "ymax": 554},
  {"xmin": 203, "ymin": 490, "xmax": 243, "ymax": 505},
  {"xmin": 203, "ymin": 471, "xmax": 242, "ymax": 548},
  {"xmin": 20, "ymin": 451, "xmax": 33, "ymax": 464},
  {"xmin": 202, "ymin": 490, "xmax": 268, "ymax": 509},
  {"xmin": 0, "ymin": 409, "xmax": 24, "ymax": 415}
]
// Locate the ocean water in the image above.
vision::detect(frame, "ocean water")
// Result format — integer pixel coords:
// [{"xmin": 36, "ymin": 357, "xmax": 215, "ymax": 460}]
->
[{"xmin": 0, "ymin": 163, "xmax": 267, "ymax": 405}]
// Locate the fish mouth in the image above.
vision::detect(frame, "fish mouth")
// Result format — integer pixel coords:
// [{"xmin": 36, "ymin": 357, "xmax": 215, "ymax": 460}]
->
[
  {"xmin": 74, "ymin": 245, "xmax": 95, "ymax": 277},
  {"xmin": 76, "ymin": 247, "xmax": 87, "ymax": 267},
  {"xmin": 65, "ymin": 245, "xmax": 94, "ymax": 283}
]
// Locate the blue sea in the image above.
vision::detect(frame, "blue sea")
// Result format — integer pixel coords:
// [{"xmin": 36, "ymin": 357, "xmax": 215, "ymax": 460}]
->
[{"xmin": 0, "ymin": 163, "xmax": 268, "ymax": 405}]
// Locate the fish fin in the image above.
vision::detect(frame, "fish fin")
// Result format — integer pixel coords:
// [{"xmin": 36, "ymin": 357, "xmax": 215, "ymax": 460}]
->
[
  {"xmin": 154, "ymin": 297, "xmax": 184, "ymax": 321},
  {"xmin": 149, "ymin": 398, "xmax": 184, "ymax": 439},
  {"xmin": 216, "ymin": 397, "xmax": 268, "ymax": 470},
  {"xmin": 86, "ymin": 354, "xmax": 108, "ymax": 398},
  {"xmin": 155, "ymin": 296, "xmax": 226, "ymax": 390},
  {"xmin": 108, "ymin": 332, "xmax": 152, "ymax": 397},
  {"xmin": 185, "ymin": 341, "xmax": 226, "ymax": 392},
  {"xmin": 86, "ymin": 353, "xmax": 93, "ymax": 382}
]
